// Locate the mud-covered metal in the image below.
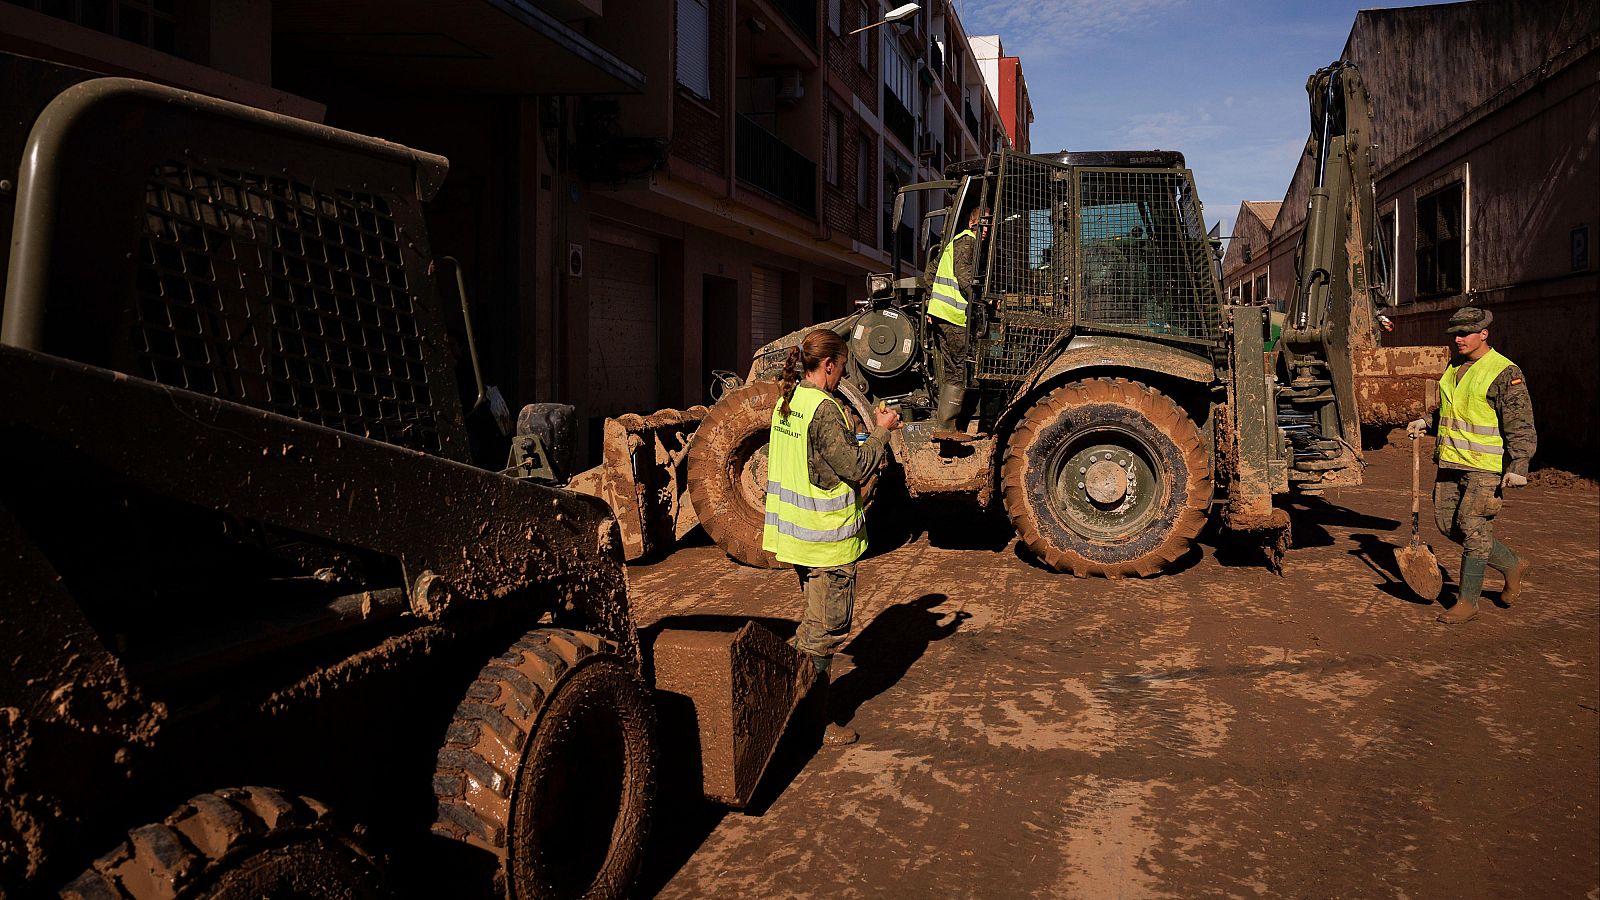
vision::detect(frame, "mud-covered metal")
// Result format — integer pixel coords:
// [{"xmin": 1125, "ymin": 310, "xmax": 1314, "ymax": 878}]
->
[
  {"xmin": 1, "ymin": 76, "xmax": 465, "ymax": 459},
  {"xmin": 1352, "ymin": 345, "xmax": 1449, "ymax": 426},
  {"xmin": 569, "ymin": 407, "xmax": 709, "ymax": 561}
]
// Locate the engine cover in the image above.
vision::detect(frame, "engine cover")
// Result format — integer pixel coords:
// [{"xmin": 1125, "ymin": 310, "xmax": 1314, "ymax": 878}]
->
[{"xmin": 849, "ymin": 308, "xmax": 916, "ymax": 377}]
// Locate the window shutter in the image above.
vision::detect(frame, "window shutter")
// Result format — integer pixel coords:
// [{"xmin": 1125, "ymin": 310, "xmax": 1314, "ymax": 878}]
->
[{"xmin": 677, "ymin": 0, "xmax": 712, "ymax": 99}]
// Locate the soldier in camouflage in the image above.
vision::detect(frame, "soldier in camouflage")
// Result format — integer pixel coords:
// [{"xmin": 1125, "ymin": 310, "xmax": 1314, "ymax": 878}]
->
[
  {"xmin": 769, "ymin": 330, "xmax": 902, "ymax": 745},
  {"xmin": 1407, "ymin": 306, "xmax": 1536, "ymax": 624}
]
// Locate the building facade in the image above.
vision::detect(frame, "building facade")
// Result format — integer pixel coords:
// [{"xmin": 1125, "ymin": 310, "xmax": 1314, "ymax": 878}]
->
[
  {"xmin": 1222, "ymin": 0, "xmax": 1598, "ymax": 465},
  {"xmin": 1, "ymin": 0, "xmax": 1022, "ymax": 464}
]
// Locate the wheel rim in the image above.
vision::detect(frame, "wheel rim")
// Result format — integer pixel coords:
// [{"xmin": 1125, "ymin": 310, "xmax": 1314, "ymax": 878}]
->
[
  {"xmin": 736, "ymin": 442, "xmax": 770, "ymax": 512},
  {"xmin": 521, "ymin": 676, "xmax": 627, "ymax": 897},
  {"xmin": 1045, "ymin": 425, "xmax": 1165, "ymax": 541}
]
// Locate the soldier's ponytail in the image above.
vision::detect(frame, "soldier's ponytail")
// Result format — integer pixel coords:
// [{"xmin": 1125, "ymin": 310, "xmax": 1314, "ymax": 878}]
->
[{"xmin": 778, "ymin": 329, "xmax": 850, "ymax": 421}]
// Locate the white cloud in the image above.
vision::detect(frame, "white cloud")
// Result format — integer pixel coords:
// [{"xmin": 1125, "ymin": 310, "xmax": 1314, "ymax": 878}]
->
[{"xmin": 954, "ymin": 0, "xmax": 1186, "ymax": 59}]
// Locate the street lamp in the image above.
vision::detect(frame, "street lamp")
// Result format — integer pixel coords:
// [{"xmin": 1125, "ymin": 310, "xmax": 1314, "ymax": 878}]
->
[{"xmin": 849, "ymin": 2, "xmax": 920, "ymax": 35}]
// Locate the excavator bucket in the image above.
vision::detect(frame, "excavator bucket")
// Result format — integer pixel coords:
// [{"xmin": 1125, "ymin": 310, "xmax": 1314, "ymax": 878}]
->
[
  {"xmin": 1352, "ymin": 346, "xmax": 1449, "ymax": 427},
  {"xmin": 647, "ymin": 621, "xmax": 817, "ymax": 807},
  {"xmin": 569, "ymin": 407, "xmax": 707, "ymax": 560}
]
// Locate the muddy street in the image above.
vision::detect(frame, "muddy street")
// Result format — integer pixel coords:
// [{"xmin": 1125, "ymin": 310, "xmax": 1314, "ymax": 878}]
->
[{"xmin": 629, "ymin": 441, "xmax": 1600, "ymax": 898}]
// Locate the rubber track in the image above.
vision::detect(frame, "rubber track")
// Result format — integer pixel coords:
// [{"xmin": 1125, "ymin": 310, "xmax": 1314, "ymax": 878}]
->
[
  {"xmin": 1001, "ymin": 377, "xmax": 1212, "ymax": 578},
  {"xmin": 60, "ymin": 786, "xmax": 374, "ymax": 899},
  {"xmin": 684, "ymin": 381, "xmax": 785, "ymax": 568}
]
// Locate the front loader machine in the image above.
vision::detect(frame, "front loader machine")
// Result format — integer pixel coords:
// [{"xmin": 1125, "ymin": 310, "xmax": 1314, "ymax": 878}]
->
[
  {"xmin": 688, "ymin": 102, "xmax": 1442, "ymax": 577},
  {"xmin": 0, "ymin": 57, "xmax": 814, "ymax": 900}
]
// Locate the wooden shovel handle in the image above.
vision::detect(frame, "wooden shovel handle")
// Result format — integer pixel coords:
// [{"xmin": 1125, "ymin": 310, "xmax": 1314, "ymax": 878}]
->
[{"xmin": 1410, "ymin": 431, "xmax": 1422, "ymax": 536}]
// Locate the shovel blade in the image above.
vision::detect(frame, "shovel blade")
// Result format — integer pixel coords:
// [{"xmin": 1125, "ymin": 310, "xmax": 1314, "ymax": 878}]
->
[{"xmin": 1395, "ymin": 542, "xmax": 1444, "ymax": 601}]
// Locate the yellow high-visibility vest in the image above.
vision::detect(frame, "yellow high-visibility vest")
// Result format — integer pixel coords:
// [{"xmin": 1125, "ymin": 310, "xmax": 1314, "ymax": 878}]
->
[
  {"xmin": 928, "ymin": 229, "xmax": 975, "ymax": 326},
  {"xmin": 1437, "ymin": 348, "xmax": 1514, "ymax": 473},
  {"xmin": 762, "ymin": 385, "xmax": 867, "ymax": 566}
]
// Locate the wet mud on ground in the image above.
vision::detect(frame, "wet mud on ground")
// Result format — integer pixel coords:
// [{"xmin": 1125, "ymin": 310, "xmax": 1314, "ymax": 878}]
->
[{"xmin": 628, "ymin": 442, "xmax": 1599, "ymax": 898}]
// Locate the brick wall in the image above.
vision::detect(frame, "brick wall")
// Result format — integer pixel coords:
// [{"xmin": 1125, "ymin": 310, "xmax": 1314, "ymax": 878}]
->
[{"xmin": 824, "ymin": 2, "xmax": 877, "ymax": 116}]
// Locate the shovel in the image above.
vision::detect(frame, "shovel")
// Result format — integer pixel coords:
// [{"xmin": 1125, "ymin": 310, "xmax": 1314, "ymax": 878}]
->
[{"xmin": 1395, "ymin": 432, "xmax": 1443, "ymax": 601}]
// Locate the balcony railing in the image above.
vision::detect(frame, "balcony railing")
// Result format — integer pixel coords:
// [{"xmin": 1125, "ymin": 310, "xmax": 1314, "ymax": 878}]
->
[
  {"xmin": 883, "ymin": 88, "xmax": 916, "ymax": 153},
  {"xmin": 736, "ymin": 113, "xmax": 817, "ymax": 216},
  {"xmin": 963, "ymin": 102, "xmax": 980, "ymax": 140},
  {"xmin": 773, "ymin": 0, "xmax": 816, "ymax": 47}
]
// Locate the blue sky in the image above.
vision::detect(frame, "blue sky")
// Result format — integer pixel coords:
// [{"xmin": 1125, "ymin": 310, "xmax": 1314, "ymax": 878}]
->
[{"xmin": 954, "ymin": 0, "xmax": 1452, "ymax": 239}]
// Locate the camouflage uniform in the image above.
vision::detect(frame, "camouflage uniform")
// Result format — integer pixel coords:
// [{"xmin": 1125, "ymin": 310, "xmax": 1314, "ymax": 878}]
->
[
  {"xmin": 1431, "ymin": 357, "xmax": 1537, "ymax": 556},
  {"xmin": 930, "ymin": 230, "xmax": 978, "ymax": 388},
  {"xmin": 791, "ymin": 397, "xmax": 889, "ymax": 665}
]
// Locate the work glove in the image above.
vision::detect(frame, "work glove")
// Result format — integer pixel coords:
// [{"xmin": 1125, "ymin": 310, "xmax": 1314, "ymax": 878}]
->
[
  {"xmin": 1405, "ymin": 417, "xmax": 1428, "ymax": 439},
  {"xmin": 1501, "ymin": 471, "xmax": 1527, "ymax": 489}
]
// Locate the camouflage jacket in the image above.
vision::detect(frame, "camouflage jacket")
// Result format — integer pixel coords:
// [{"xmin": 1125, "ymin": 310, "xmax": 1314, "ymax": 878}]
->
[
  {"xmin": 802, "ymin": 387, "xmax": 888, "ymax": 491},
  {"xmin": 952, "ymin": 230, "xmax": 978, "ymax": 297},
  {"xmin": 1433, "ymin": 355, "xmax": 1537, "ymax": 477}
]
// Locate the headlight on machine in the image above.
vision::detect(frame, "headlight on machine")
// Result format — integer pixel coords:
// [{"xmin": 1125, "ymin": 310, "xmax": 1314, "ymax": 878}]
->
[{"xmin": 867, "ymin": 273, "xmax": 892, "ymax": 298}]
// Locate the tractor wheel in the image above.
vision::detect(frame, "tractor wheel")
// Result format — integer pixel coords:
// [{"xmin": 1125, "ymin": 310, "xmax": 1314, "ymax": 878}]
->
[
  {"xmin": 433, "ymin": 629, "xmax": 656, "ymax": 900},
  {"xmin": 60, "ymin": 787, "xmax": 383, "ymax": 899},
  {"xmin": 1002, "ymin": 377, "xmax": 1212, "ymax": 577},
  {"xmin": 684, "ymin": 381, "xmax": 785, "ymax": 568}
]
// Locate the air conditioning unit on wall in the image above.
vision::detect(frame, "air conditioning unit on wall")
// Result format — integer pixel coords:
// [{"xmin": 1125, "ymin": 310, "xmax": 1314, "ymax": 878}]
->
[{"xmin": 776, "ymin": 70, "xmax": 805, "ymax": 102}]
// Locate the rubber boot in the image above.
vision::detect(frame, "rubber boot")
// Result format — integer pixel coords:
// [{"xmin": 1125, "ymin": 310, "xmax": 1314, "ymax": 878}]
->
[
  {"xmin": 811, "ymin": 655, "xmax": 858, "ymax": 747},
  {"xmin": 1438, "ymin": 555, "xmax": 1487, "ymax": 624},
  {"xmin": 1488, "ymin": 540, "xmax": 1532, "ymax": 606},
  {"xmin": 930, "ymin": 383, "xmax": 972, "ymax": 443}
]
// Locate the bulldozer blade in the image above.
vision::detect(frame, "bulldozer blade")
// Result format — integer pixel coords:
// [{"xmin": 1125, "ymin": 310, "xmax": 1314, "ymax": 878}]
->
[
  {"xmin": 1396, "ymin": 541, "xmax": 1444, "ymax": 602},
  {"xmin": 648, "ymin": 621, "xmax": 816, "ymax": 808},
  {"xmin": 569, "ymin": 406, "xmax": 707, "ymax": 561}
]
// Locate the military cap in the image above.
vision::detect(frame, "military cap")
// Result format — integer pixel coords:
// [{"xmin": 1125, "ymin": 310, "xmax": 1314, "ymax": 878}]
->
[{"xmin": 1446, "ymin": 306, "xmax": 1492, "ymax": 334}]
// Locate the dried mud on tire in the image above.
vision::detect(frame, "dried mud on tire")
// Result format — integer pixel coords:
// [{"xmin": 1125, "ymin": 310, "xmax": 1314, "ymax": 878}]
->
[
  {"xmin": 432, "ymin": 629, "xmax": 656, "ymax": 900},
  {"xmin": 685, "ymin": 381, "xmax": 785, "ymax": 568},
  {"xmin": 60, "ymin": 786, "xmax": 382, "ymax": 899},
  {"xmin": 1002, "ymin": 377, "xmax": 1211, "ymax": 577}
]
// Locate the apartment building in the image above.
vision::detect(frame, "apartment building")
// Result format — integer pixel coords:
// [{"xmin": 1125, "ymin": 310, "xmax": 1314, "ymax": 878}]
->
[
  {"xmin": 1221, "ymin": 0, "xmax": 1598, "ymax": 465},
  {"xmin": 971, "ymin": 35, "xmax": 1033, "ymax": 153},
  {"xmin": 0, "ymin": 0, "xmax": 1024, "ymax": 464}
]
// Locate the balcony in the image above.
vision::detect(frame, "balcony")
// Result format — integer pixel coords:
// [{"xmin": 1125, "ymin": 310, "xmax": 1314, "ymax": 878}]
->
[
  {"xmin": 772, "ymin": 0, "xmax": 816, "ymax": 47},
  {"xmin": 963, "ymin": 101, "xmax": 980, "ymax": 140},
  {"xmin": 928, "ymin": 39, "xmax": 943, "ymax": 78},
  {"xmin": 736, "ymin": 113, "xmax": 817, "ymax": 216},
  {"xmin": 883, "ymin": 88, "xmax": 916, "ymax": 153}
]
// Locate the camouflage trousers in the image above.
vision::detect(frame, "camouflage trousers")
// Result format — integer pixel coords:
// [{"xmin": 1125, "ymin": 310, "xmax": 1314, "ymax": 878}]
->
[
  {"xmin": 793, "ymin": 562, "xmax": 857, "ymax": 660},
  {"xmin": 1433, "ymin": 469, "xmax": 1503, "ymax": 557},
  {"xmin": 929, "ymin": 318, "xmax": 969, "ymax": 388}
]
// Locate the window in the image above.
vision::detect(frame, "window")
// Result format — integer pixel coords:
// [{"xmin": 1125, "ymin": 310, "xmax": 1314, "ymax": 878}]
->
[
  {"xmin": 1240, "ymin": 278, "xmax": 1254, "ymax": 304},
  {"xmin": 858, "ymin": 2, "xmax": 871, "ymax": 68},
  {"xmin": 1416, "ymin": 181, "xmax": 1464, "ymax": 298},
  {"xmin": 677, "ymin": 0, "xmax": 712, "ymax": 99},
  {"xmin": 8, "ymin": 0, "xmax": 180, "ymax": 54},
  {"xmin": 1376, "ymin": 206, "xmax": 1397, "ymax": 294},
  {"xmin": 1254, "ymin": 272, "xmax": 1270, "ymax": 307},
  {"xmin": 826, "ymin": 107, "xmax": 843, "ymax": 186},
  {"xmin": 857, "ymin": 133, "xmax": 871, "ymax": 208},
  {"xmin": 828, "ymin": 0, "xmax": 840, "ymax": 34},
  {"xmin": 884, "ymin": 35, "xmax": 913, "ymax": 105}
]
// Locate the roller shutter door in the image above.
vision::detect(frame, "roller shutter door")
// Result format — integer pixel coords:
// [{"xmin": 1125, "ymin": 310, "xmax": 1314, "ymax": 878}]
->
[
  {"xmin": 751, "ymin": 265, "xmax": 783, "ymax": 351},
  {"xmin": 588, "ymin": 232, "xmax": 659, "ymax": 420}
]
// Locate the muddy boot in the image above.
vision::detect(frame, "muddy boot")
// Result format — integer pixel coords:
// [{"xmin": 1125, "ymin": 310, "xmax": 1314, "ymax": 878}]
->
[
  {"xmin": 811, "ymin": 656, "xmax": 858, "ymax": 747},
  {"xmin": 1437, "ymin": 555, "xmax": 1486, "ymax": 624},
  {"xmin": 1488, "ymin": 540, "xmax": 1532, "ymax": 605},
  {"xmin": 930, "ymin": 383, "xmax": 972, "ymax": 443}
]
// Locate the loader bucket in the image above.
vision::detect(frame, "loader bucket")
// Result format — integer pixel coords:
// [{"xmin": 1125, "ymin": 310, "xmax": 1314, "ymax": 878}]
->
[
  {"xmin": 569, "ymin": 407, "xmax": 707, "ymax": 560},
  {"xmin": 647, "ymin": 621, "xmax": 817, "ymax": 807},
  {"xmin": 1352, "ymin": 346, "xmax": 1449, "ymax": 426}
]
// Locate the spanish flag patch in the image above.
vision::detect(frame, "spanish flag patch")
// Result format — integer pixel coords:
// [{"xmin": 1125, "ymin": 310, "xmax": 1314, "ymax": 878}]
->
[{"xmin": 1511, "ymin": 378, "xmax": 1523, "ymax": 385}]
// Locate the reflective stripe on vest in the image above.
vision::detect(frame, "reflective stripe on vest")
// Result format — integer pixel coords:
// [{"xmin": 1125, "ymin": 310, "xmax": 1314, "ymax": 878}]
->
[
  {"xmin": 761, "ymin": 385, "xmax": 867, "ymax": 566},
  {"xmin": 927, "ymin": 229, "xmax": 974, "ymax": 326},
  {"xmin": 1437, "ymin": 348, "xmax": 1513, "ymax": 473}
]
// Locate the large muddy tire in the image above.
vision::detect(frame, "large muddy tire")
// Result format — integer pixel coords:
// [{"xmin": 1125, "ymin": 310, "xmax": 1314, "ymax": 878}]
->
[
  {"xmin": 1002, "ymin": 377, "xmax": 1212, "ymax": 577},
  {"xmin": 433, "ymin": 629, "xmax": 655, "ymax": 900},
  {"xmin": 684, "ymin": 381, "xmax": 785, "ymax": 567},
  {"xmin": 60, "ymin": 787, "xmax": 382, "ymax": 899}
]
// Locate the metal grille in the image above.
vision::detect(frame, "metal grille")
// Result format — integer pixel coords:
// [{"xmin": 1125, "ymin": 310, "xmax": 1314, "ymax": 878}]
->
[
  {"xmin": 133, "ymin": 160, "xmax": 445, "ymax": 453},
  {"xmin": 1074, "ymin": 167, "xmax": 1220, "ymax": 342},
  {"xmin": 977, "ymin": 153, "xmax": 1074, "ymax": 380}
]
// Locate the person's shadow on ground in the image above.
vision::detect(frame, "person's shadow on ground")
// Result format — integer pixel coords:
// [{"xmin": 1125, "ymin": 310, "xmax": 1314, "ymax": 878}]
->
[{"xmin": 830, "ymin": 593, "xmax": 970, "ymax": 726}]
